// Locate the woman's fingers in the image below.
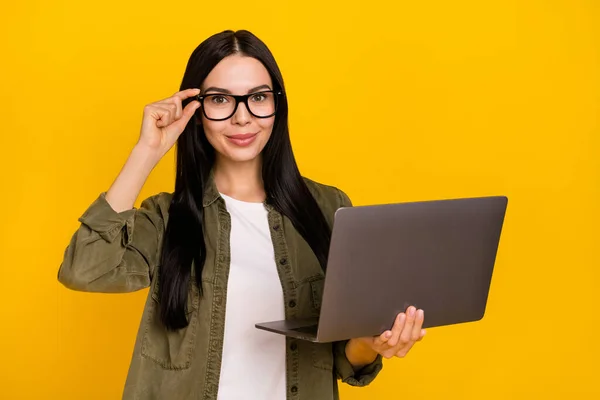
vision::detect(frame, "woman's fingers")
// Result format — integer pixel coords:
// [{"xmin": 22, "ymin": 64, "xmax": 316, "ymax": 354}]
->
[
  {"xmin": 158, "ymin": 88, "xmax": 198, "ymax": 120},
  {"xmin": 373, "ymin": 330, "xmax": 392, "ymax": 347},
  {"xmin": 362, "ymin": 307, "xmax": 427, "ymax": 360},
  {"xmin": 166, "ymin": 100, "xmax": 200, "ymax": 137},
  {"xmin": 395, "ymin": 313, "xmax": 425, "ymax": 358},
  {"xmin": 395, "ymin": 341, "xmax": 415, "ymax": 358},
  {"xmin": 155, "ymin": 100, "xmax": 181, "ymax": 121},
  {"xmin": 411, "ymin": 309, "xmax": 424, "ymax": 341},
  {"xmin": 157, "ymin": 88, "xmax": 200, "ymax": 104},
  {"xmin": 399, "ymin": 306, "xmax": 417, "ymax": 345},
  {"xmin": 152, "ymin": 88, "xmax": 199, "ymax": 126},
  {"xmin": 386, "ymin": 312, "xmax": 406, "ymax": 347},
  {"xmin": 137, "ymin": 87, "xmax": 201, "ymax": 161},
  {"xmin": 145, "ymin": 105, "xmax": 174, "ymax": 128},
  {"xmin": 173, "ymin": 88, "xmax": 201, "ymax": 102}
]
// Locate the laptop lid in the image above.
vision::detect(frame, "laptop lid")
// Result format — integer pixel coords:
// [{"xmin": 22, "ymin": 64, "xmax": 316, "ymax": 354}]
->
[{"xmin": 314, "ymin": 196, "xmax": 508, "ymax": 343}]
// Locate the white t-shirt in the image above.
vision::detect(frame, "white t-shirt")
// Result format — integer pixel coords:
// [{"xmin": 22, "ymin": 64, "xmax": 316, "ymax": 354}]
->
[{"xmin": 217, "ymin": 193, "xmax": 286, "ymax": 400}]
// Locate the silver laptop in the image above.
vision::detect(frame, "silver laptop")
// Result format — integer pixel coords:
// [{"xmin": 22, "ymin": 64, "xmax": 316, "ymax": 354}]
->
[{"xmin": 255, "ymin": 196, "xmax": 508, "ymax": 343}]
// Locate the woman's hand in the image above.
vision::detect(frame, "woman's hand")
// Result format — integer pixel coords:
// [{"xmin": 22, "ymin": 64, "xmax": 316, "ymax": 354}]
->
[
  {"xmin": 105, "ymin": 88, "xmax": 201, "ymax": 212},
  {"xmin": 137, "ymin": 88, "xmax": 201, "ymax": 160},
  {"xmin": 346, "ymin": 306, "xmax": 426, "ymax": 369}
]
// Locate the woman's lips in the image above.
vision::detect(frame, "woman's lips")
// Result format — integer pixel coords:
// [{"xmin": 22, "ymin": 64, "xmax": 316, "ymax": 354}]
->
[{"xmin": 226, "ymin": 132, "xmax": 258, "ymax": 147}]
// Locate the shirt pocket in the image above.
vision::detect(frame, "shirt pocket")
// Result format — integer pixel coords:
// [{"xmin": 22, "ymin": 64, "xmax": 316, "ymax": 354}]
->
[
  {"xmin": 311, "ymin": 341, "xmax": 334, "ymax": 371},
  {"xmin": 141, "ymin": 279, "xmax": 200, "ymax": 370},
  {"xmin": 308, "ymin": 277, "xmax": 334, "ymax": 371}
]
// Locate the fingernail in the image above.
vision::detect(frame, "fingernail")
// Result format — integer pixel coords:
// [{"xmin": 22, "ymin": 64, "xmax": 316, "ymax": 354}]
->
[
  {"xmin": 385, "ymin": 331, "xmax": 392, "ymax": 338},
  {"xmin": 417, "ymin": 309, "xmax": 424, "ymax": 318},
  {"xmin": 409, "ymin": 307, "xmax": 415, "ymax": 317}
]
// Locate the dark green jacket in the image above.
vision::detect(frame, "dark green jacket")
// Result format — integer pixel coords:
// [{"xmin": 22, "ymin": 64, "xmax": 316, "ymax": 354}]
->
[{"xmin": 58, "ymin": 176, "xmax": 383, "ymax": 399}]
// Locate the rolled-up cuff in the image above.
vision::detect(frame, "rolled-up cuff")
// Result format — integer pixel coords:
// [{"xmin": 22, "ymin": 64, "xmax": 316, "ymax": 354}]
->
[
  {"xmin": 333, "ymin": 340, "xmax": 384, "ymax": 387},
  {"xmin": 78, "ymin": 192, "xmax": 136, "ymax": 243}
]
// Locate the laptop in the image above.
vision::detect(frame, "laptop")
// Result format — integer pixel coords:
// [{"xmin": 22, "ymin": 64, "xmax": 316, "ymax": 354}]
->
[{"xmin": 255, "ymin": 195, "xmax": 508, "ymax": 343}]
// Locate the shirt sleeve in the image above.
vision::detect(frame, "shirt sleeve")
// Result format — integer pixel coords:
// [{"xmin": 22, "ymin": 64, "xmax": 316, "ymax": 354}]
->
[
  {"xmin": 57, "ymin": 192, "xmax": 168, "ymax": 293},
  {"xmin": 333, "ymin": 340, "xmax": 384, "ymax": 386},
  {"xmin": 336, "ymin": 188, "xmax": 353, "ymax": 209},
  {"xmin": 331, "ymin": 187, "xmax": 384, "ymax": 386}
]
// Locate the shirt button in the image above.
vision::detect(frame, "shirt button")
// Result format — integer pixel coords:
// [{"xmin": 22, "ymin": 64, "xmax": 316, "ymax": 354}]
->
[
  {"xmin": 288, "ymin": 300, "xmax": 296, "ymax": 308},
  {"xmin": 279, "ymin": 258, "xmax": 288, "ymax": 265},
  {"xmin": 290, "ymin": 342, "xmax": 297, "ymax": 351},
  {"xmin": 291, "ymin": 386, "xmax": 298, "ymax": 393},
  {"xmin": 273, "ymin": 224, "xmax": 280, "ymax": 231}
]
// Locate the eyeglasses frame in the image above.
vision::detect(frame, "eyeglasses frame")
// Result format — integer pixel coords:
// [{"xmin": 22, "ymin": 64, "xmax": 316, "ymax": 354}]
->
[{"xmin": 195, "ymin": 90, "xmax": 283, "ymax": 121}]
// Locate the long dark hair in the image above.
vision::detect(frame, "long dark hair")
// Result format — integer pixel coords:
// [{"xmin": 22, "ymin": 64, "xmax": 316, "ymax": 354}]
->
[{"xmin": 159, "ymin": 30, "xmax": 332, "ymax": 330}]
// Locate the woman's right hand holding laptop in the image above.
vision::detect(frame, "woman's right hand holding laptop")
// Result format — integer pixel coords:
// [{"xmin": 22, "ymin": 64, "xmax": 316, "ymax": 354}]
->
[{"xmin": 345, "ymin": 306, "xmax": 426, "ymax": 368}]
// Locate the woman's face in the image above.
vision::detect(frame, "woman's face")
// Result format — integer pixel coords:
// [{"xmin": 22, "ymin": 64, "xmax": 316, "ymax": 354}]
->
[{"xmin": 198, "ymin": 54, "xmax": 276, "ymax": 164}]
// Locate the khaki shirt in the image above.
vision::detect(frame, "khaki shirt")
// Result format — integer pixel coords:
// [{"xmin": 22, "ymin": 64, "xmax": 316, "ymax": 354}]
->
[{"xmin": 58, "ymin": 176, "xmax": 383, "ymax": 399}]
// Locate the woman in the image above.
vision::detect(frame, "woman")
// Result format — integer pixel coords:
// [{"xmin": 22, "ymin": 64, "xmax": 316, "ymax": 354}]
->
[{"xmin": 58, "ymin": 30, "xmax": 426, "ymax": 400}]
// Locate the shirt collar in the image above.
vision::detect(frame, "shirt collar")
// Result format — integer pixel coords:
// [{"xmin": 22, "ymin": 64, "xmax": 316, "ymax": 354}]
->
[
  {"xmin": 201, "ymin": 168, "xmax": 274, "ymax": 211},
  {"xmin": 202, "ymin": 169, "xmax": 221, "ymax": 208}
]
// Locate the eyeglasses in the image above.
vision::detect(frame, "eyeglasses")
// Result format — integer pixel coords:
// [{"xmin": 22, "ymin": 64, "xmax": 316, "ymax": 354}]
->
[{"xmin": 196, "ymin": 90, "xmax": 283, "ymax": 121}]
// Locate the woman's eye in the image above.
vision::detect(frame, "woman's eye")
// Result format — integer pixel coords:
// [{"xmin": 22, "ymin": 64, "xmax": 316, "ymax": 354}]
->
[
  {"xmin": 211, "ymin": 95, "xmax": 229, "ymax": 104},
  {"xmin": 250, "ymin": 93, "xmax": 267, "ymax": 102}
]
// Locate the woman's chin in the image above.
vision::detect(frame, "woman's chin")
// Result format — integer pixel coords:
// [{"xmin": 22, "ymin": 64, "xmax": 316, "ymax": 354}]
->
[{"xmin": 221, "ymin": 146, "xmax": 263, "ymax": 164}]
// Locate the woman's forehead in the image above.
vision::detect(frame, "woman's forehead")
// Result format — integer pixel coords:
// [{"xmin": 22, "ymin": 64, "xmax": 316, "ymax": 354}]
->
[{"xmin": 202, "ymin": 54, "xmax": 272, "ymax": 93}]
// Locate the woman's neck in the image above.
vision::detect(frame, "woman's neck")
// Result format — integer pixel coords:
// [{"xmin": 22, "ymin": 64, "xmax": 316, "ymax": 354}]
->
[{"xmin": 213, "ymin": 156, "xmax": 266, "ymax": 203}]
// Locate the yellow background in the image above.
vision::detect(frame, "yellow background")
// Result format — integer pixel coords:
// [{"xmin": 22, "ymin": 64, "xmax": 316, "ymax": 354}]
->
[{"xmin": 1, "ymin": 0, "xmax": 598, "ymax": 398}]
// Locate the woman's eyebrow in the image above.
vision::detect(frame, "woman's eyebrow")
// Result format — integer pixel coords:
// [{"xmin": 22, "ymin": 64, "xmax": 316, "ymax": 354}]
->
[
  {"xmin": 203, "ymin": 86, "xmax": 231, "ymax": 94},
  {"xmin": 247, "ymin": 84, "xmax": 272, "ymax": 93},
  {"xmin": 203, "ymin": 84, "xmax": 272, "ymax": 94}
]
